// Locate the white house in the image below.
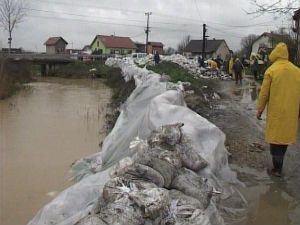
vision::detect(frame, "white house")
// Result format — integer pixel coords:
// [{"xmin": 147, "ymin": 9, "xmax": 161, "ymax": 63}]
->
[
  {"xmin": 251, "ymin": 32, "xmax": 289, "ymax": 54},
  {"xmin": 44, "ymin": 37, "xmax": 68, "ymax": 54}
]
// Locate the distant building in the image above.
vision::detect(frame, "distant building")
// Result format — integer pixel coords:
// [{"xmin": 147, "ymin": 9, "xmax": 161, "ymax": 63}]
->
[
  {"xmin": 1, "ymin": 48, "xmax": 22, "ymax": 54},
  {"xmin": 65, "ymin": 49, "xmax": 82, "ymax": 54},
  {"xmin": 135, "ymin": 42, "xmax": 146, "ymax": 53},
  {"xmin": 44, "ymin": 37, "xmax": 68, "ymax": 54},
  {"xmin": 90, "ymin": 35, "xmax": 137, "ymax": 55},
  {"xmin": 147, "ymin": 42, "xmax": 164, "ymax": 54},
  {"xmin": 82, "ymin": 45, "xmax": 91, "ymax": 52},
  {"xmin": 251, "ymin": 32, "xmax": 290, "ymax": 54},
  {"xmin": 184, "ymin": 39, "xmax": 230, "ymax": 61}
]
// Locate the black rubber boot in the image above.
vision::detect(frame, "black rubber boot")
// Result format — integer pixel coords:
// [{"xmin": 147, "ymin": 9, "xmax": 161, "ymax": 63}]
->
[{"xmin": 271, "ymin": 155, "xmax": 284, "ymax": 177}]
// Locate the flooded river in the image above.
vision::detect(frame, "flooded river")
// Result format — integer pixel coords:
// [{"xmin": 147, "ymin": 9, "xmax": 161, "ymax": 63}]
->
[{"xmin": 0, "ymin": 78, "xmax": 111, "ymax": 225}]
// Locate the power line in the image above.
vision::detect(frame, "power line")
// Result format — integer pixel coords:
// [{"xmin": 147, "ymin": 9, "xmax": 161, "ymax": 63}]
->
[
  {"xmin": 31, "ymin": 0, "xmax": 276, "ymax": 28},
  {"xmin": 25, "ymin": 7, "xmax": 198, "ymax": 27},
  {"xmin": 27, "ymin": 14, "xmax": 145, "ymax": 28}
]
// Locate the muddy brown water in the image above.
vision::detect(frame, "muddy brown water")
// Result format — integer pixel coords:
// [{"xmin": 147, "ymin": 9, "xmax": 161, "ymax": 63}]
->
[{"xmin": 0, "ymin": 78, "xmax": 111, "ymax": 225}]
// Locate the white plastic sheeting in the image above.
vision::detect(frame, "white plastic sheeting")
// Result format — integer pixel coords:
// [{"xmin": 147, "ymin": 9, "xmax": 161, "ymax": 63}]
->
[{"xmin": 28, "ymin": 57, "xmax": 238, "ymax": 225}]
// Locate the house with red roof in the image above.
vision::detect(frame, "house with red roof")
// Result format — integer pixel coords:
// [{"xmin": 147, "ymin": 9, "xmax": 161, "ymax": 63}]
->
[
  {"xmin": 90, "ymin": 35, "xmax": 137, "ymax": 55},
  {"xmin": 147, "ymin": 42, "xmax": 164, "ymax": 55},
  {"xmin": 44, "ymin": 37, "xmax": 68, "ymax": 54}
]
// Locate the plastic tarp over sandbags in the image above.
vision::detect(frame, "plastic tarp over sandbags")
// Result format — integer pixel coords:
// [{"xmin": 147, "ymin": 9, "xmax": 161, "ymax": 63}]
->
[{"xmin": 28, "ymin": 57, "xmax": 239, "ymax": 225}]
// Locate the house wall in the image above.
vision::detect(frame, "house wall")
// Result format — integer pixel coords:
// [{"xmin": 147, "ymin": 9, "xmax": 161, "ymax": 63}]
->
[
  {"xmin": 91, "ymin": 38, "xmax": 107, "ymax": 54},
  {"xmin": 46, "ymin": 46, "xmax": 56, "ymax": 54},
  {"xmin": 252, "ymin": 36, "xmax": 272, "ymax": 53},
  {"xmin": 46, "ymin": 39, "xmax": 67, "ymax": 54},
  {"xmin": 91, "ymin": 37, "xmax": 136, "ymax": 54},
  {"xmin": 147, "ymin": 45, "xmax": 163, "ymax": 54},
  {"xmin": 214, "ymin": 41, "xmax": 230, "ymax": 61},
  {"xmin": 55, "ymin": 39, "xmax": 67, "ymax": 53},
  {"xmin": 108, "ymin": 48, "xmax": 136, "ymax": 54}
]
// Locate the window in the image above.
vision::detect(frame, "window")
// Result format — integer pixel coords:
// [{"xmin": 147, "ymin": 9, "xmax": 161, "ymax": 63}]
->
[{"xmin": 97, "ymin": 41, "xmax": 99, "ymax": 47}]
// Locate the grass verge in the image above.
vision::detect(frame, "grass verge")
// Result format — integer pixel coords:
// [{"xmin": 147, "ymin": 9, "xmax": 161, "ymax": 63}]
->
[
  {"xmin": 53, "ymin": 61, "xmax": 112, "ymax": 78},
  {"xmin": 0, "ymin": 58, "xmax": 33, "ymax": 99},
  {"xmin": 147, "ymin": 62, "xmax": 212, "ymax": 90}
]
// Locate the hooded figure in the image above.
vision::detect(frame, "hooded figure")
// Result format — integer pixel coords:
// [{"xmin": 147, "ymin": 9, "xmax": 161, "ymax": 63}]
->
[
  {"xmin": 233, "ymin": 58, "xmax": 244, "ymax": 84},
  {"xmin": 257, "ymin": 42, "xmax": 300, "ymax": 177},
  {"xmin": 229, "ymin": 57, "xmax": 235, "ymax": 79},
  {"xmin": 207, "ymin": 59, "xmax": 217, "ymax": 69}
]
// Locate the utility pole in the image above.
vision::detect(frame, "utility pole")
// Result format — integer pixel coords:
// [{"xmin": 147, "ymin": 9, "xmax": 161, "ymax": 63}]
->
[
  {"xmin": 202, "ymin": 24, "xmax": 209, "ymax": 60},
  {"xmin": 145, "ymin": 12, "xmax": 152, "ymax": 54}
]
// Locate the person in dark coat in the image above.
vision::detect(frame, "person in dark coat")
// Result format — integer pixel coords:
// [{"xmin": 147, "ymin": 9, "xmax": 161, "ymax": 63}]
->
[
  {"xmin": 252, "ymin": 58, "xmax": 259, "ymax": 80},
  {"xmin": 154, "ymin": 51, "xmax": 160, "ymax": 65},
  {"xmin": 233, "ymin": 58, "xmax": 244, "ymax": 84}
]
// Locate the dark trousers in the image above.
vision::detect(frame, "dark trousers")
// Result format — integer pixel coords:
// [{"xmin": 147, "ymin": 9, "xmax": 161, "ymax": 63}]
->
[
  {"xmin": 253, "ymin": 70, "xmax": 258, "ymax": 80},
  {"xmin": 270, "ymin": 144, "xmax": 288, "ymax": 173},
  {"xmin": 235, "ymin": 72, "xmax": 242, "ymax": 84}
]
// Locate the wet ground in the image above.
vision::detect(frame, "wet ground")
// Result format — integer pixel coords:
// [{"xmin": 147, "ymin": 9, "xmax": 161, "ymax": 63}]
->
[
  {"xmin": 0, "ymin": 77, "xmax": 111, "ymax": 225},
  {"xmin": 208, "ymin": 77, "xmax": 300, "ymax": 225}
]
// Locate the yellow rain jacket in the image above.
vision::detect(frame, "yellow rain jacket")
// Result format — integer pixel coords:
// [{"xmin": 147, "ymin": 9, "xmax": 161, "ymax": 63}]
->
[
  {"xmin": 229, "ymin": 57, "xmax": 235, "ymax": 79},
  {"xmin": 257, "ymin": 42, "xmax": 300, "ymax": 144},
  {"xmin": 207, "ymin": 60, "xmax": 217, "ymax": 69}
]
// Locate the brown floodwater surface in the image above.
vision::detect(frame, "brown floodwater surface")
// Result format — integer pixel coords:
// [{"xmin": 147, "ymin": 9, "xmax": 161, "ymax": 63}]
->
[{"xmin": 0, "ymin": 78, "xmax": 111, "ymax": 225}]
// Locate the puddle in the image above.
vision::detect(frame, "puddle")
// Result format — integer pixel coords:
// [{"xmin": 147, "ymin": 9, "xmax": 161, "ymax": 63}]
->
[
  {"xmin": 229, "ymin": 164, "xmax": 299, "ymax": 225},
  {"xmin": 0, "ymin": 78, "xmax": 112, "ymax": 225}
]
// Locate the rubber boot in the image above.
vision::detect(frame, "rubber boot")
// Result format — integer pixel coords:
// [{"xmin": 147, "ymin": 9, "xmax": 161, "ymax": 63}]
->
[{"xmin": 271, "ymin": 155, "xmax": 284, "ymax": 176}]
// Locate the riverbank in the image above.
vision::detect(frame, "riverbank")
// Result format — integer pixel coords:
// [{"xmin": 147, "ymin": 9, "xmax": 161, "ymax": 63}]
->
[{"xmin": 0, "ymin": 58, "xmax": 33, "ymax": 99}]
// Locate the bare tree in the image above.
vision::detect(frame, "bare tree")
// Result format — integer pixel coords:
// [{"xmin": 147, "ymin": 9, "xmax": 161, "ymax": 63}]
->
[
  {"xmin": 177, "ymin": 35, "xmax": 191, "ymax": 54},
  {"xmin": 239, "ymin": 34, "xmax": 259, "ymax": 58},
  {"xmin": 246, "ymin": 0, "xmax": 299, "ymax": 15},
  {"xmin": 0, "ymin": 0, "xmax": 27, "ymax": 54},
  {"xmin": 164, "ymin": 47, "xmax": 176, "ymax": 55}
]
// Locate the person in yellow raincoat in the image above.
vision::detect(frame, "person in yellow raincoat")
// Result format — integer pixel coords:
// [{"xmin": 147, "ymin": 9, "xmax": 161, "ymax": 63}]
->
[
  {"xmin": 207, "ymin": 59, "xmax": 217, "ymax": 69},
  {"xmin": 229, "ymin": 57, "xmax": 235, "ymax": 79},
  {"xmin": 257, "ymin": 42, "xmax": 300, "ymax": 177}
]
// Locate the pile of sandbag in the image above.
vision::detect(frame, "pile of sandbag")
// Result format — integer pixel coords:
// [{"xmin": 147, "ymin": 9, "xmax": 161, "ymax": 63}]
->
[
  {"xmin": 162, "ymin": 54, "xmax": 232, "ymax": 80},
  {"xmin": 76, "ymin": 123, "xmax": 223, "ymax": 225}
]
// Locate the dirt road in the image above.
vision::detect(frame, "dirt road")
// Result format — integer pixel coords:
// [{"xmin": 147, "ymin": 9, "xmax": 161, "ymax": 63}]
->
[{"xmin": 205, "ymin": 77, "xmax": 299, "ymax": 225}]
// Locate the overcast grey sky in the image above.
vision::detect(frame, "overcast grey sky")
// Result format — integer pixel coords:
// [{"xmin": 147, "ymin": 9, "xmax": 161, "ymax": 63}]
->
[{"xmin": 0, "ymin": 0, "xmax": 293, "ymax": 52}]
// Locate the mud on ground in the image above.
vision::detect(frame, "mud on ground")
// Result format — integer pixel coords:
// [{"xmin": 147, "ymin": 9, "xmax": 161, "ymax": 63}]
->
[
  {"xmin": 185, "ymin": 77, "xmax": 300, "ymax": 225},
  {"xmin": 185, "ymin": 79, "xmax": 269, "ymax": 169}
]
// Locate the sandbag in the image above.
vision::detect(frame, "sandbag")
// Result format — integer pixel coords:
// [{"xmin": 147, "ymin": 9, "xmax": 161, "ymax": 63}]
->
[
  {"xmin": 75, "ymin": 215, "xmax": 107, "ymax": 225},
  {"xmin": 171, "ymin": 168, "xmax": 213, "ymax": 209},
  {"xmin": 176, "ymin": 135, "xmax": 208, "ymax": 172},
  {"xmin": 148, "ymin": 123, "xmax": 184, "ymax": 148},
  {"xmin": 110, "ymin": 157, "xmax": 165, "ymax": 187},
  {"xmin": 134, "ymin": 147, "xmax": 177, "ymax": 188},
  {"xmin": 99, "ymin": 196, "xmax": 144, "ymax": 225},
  {"xmin": 130, "ymin": 188, "xmax": 169, "ymax": 220}
]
